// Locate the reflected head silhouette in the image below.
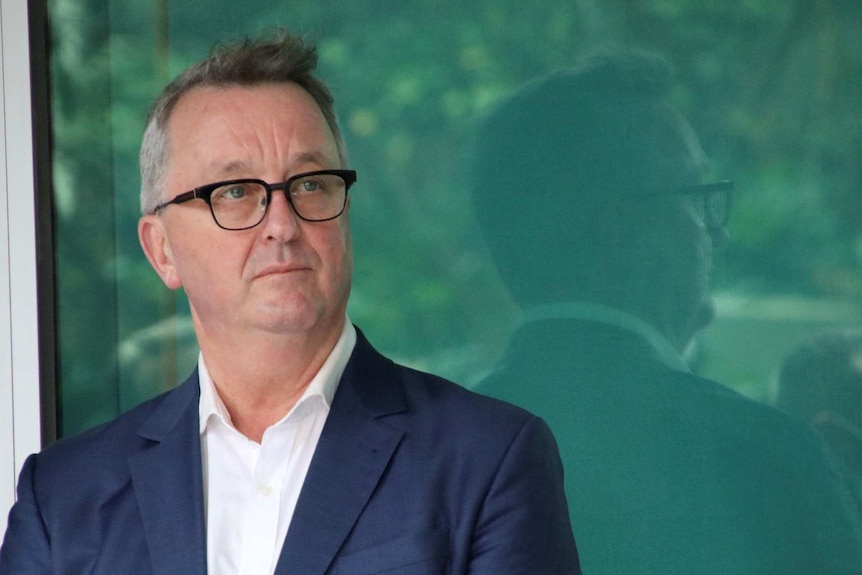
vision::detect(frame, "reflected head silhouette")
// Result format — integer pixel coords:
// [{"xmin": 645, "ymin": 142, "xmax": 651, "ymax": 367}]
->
[
  {"xmin": 776, "ymin": 330, "xmax": 862, "ymax": 426},
  {"xmin": 776, "ymin": 330, "xmax": 862, "ymax": 513},
  {"xmin": 471, "ymin": 49, "xmax": 862, "ymax": 574},
  {"xmin": 471, "ymin": 50, "xmax": 723, "ymax": 352}
]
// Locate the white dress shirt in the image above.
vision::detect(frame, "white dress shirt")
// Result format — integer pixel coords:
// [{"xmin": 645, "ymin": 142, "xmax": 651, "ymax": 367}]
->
[{"xmin": 198, "ymin": 321, "xmax": 356, "ymax": 575}]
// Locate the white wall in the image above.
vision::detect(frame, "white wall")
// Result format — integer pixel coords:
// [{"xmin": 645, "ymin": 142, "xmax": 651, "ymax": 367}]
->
[{"xmin": 0, "ymin": 0, "xmax": 43, "ymax": 537}]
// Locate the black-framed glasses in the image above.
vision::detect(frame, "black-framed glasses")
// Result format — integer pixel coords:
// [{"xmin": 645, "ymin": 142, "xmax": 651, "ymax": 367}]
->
[
  {"xmin": 640, "ymin": 180, "xmax": 734, "ymax": 229},
  {"xmin": 152, "ymin": 169, "xmax": 357, "ymax": 231}
]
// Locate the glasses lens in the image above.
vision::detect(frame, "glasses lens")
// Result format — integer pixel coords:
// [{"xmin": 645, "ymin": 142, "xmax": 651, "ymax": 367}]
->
[
  {"xmin": 288, "ymin": 173, "xmax": 348, "ymax": 221},
  {"xmin": 210, "ymin": 181, "xmax": 268, "ymax": 230}
]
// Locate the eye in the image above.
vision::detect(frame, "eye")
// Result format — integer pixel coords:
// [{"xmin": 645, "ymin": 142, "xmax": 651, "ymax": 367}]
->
[
  {"xmin": 211, "ymin": 182, "xmax": 257, "ymax": 203},
  {"xmin": 290, "ymin": 174, "xmax": 341, "ymax": 197},
  {"xmin": 298, "ymin": 178, "xmax": 323, "ymax": 193},
  {"xmin": 224, "ymin": 185, "xmax": 247, "ymax": 199}
]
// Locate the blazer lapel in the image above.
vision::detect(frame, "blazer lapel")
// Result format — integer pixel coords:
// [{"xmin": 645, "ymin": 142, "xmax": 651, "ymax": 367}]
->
[
  {"xmin": 128, "ymin": 376, "xmax": 207, "ymax": 575},
  {"xmin": 274, "ymin": 331, "xmax": 407, "ymax": 575}
]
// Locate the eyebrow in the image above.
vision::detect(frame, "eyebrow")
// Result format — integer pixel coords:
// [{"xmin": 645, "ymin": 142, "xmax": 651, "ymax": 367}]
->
[
  {"xmin": 212, "ymin": 160, "xmax": 250, "ymax": 177},
  {"xmin": 288, "ymin": 151, "xmax": 337, "ymax": 170},
  {"xmin": 207, "ymin": 152, "xmax": 337, "ymax": 179}
]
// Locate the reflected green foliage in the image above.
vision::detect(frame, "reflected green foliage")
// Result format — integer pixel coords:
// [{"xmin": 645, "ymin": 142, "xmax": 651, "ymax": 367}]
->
[{"xmin": 48, "ymin": 0, "xmax": 862, "ymax": 435}]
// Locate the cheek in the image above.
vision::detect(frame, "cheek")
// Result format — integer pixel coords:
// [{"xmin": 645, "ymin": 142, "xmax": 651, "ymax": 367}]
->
[
  {"xmin": 670, "ymin": 204, "xmax": 712, "ymax": 267},
  {"xmin": 688, "ymin": 218, "xmax": 713, "ymax": 269},
  {"xmin": 328, "ymin": 222, "xmax": 353, "ymax": 294},
  {"xmin": 303, "ymin": 220, "xmax": 352, "ymax": 284},
  {"xmin": 172, "ymin": 233, "xmax": 246, "ymax": 290},
  {"xmin": 341, "ymin": 223, "xmax": 353, "ymax": 265},
  {"xmin": 650, "ymin": 219, "xmax": 708, "ymax": 286},
  {"xmin": 676, "ymin": 231, "xmax": 711, "ymax": 283},
  {"xmin": 335, "ymin": 226, "xmax": 353, "ymax": 282}
]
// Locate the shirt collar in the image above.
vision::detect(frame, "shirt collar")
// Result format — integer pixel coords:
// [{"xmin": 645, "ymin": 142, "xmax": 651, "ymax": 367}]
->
[
  {"xmin": 198, "ymin": 318, "xmax": 357, "ymax": 435},
  {"xmin": 520, "ymin": 302, "xmax": 691, "ymax": 373}
]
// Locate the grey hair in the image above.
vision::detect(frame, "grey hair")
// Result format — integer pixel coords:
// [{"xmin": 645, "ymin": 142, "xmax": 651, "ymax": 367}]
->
[{"xmin": 139, "ymin": 29, "xmax": 348, "ymax": 214}]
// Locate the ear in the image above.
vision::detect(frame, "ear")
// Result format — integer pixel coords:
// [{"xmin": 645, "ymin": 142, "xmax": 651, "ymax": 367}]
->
[{"xmin": 138, "ymin": 215, "xmax": 182, "ymax": 289}]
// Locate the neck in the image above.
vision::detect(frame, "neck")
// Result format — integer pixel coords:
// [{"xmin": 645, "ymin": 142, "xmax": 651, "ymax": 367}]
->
[{"xmin": 197, "ymin": 316, "xmax": 345, "ymax": 442}]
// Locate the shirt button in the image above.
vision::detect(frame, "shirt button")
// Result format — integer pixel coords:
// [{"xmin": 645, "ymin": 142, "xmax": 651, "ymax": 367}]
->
[{"xmin": 256, "ymin": 483, "xmax": 273, "ymax": 497}]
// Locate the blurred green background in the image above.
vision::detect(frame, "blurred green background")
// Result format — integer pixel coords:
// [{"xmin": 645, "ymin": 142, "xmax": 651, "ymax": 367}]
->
[{"xmin": 46, "ymin": 0, "xmax": 862, "ymax": 435}]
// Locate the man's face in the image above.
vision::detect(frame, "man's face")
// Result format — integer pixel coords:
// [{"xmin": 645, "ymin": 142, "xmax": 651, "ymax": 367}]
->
[
  {"xmin": 624, "ymin": 122, "xmax": 726, "ymax": 353},
  {"xmin": 139, "ymin": 83, "xmax": 352, "ymax": 343},
  {"xmin": 659, "ymin": 191, "xmax": 725, "ymax": 348}
]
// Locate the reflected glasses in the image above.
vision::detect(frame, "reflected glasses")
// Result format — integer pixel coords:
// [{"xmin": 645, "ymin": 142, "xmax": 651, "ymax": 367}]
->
[
  {"xmin": 642, "ymin": 180, "xmax": 734, "ymax": 229},
  {"xmin": 152, "ymin": 169, "xmax": 357, "ymax": 230}
]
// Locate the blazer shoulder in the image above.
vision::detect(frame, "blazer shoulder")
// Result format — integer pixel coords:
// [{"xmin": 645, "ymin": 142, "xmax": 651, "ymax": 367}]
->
[
  {"xmin": 402, "ymin": 363, "xmax": 536, "ymax": 420},
  {"xmin": 32, "ymin": 374, "xmax": 199, "ymax": 477},
  {"xmin": 348, "ymin": 326, "xmax": 540, "ymax": 434},
  {"xmin": 378, "ymin": 361, "xmax": 557, "ymax": 465}
]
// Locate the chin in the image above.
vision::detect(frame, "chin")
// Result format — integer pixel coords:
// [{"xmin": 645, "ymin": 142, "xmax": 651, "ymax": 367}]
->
[
  {"xmin": 689, "ymin": 297, "xmax": 717, "ymax": 338},
  {"xmin": 260, "ymin": 302, "xmax": 345, "ymax": 337},
  {"xmin": 251, "ymin": 301, "xmax": 314, "ymax": 331},
  {"xmin": 673, "ymin": 296, "xmax": 716, "ymax": 353}
]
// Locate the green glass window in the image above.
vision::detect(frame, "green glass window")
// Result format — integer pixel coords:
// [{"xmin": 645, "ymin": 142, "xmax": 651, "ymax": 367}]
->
[{"xmin": 42, "ymin": 0, "xmax": 862, "ymax": 570}]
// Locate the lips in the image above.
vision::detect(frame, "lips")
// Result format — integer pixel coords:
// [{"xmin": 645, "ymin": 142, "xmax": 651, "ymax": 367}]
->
[{"xmin": 255, "ymin": 262, "xmax": 311, "ymax": 279}]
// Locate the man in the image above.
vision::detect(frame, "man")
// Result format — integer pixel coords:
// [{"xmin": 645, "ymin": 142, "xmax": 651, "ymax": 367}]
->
[
  {"xmin": 471, "ymin": 51, "xmax": 862, "ymax": 573},
  {"xmin": 0, "ymin": 31, "xmax": 579, "ymax": 574},
  {"xmin": 775, "ymin": 329, "xmax": 862, "ymax": 514}
]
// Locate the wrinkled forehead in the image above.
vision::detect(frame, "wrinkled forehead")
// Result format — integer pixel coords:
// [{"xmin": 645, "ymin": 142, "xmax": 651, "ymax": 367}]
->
[
  {"xmin": 164, "ymin": 84, "xmax": 340, "ymax": 175},
  {"xmin": 168, "ymin": 83, "xmax": 331, "ymax": 135}
]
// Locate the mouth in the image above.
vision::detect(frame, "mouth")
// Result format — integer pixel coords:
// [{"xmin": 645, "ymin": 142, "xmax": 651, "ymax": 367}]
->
[{"xmin": 255, "ymin": 263, "xmax": 311, "ymax": 279}]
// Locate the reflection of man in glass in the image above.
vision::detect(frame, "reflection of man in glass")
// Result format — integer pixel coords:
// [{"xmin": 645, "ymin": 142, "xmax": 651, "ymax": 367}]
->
[
  {"xmin": 0, "ymin": 30, "xmax": 579, "ymax": 574},
  {"xmin": 776, "ymin": 329, "xmax": 862, "ymax": 515},
  {"xmin": 472, "ymin": 51, "xmax": 862, "ymax": 574}
]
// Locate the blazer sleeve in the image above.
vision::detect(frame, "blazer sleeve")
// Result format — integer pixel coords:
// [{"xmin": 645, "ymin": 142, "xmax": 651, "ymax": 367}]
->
[
  {"xmin": 0, "ymin": 454, "xmax": 52, "ymax": 575},
  {"xmin": 469, "ymin": 416, "xmax": 581, "ymax": 574}
]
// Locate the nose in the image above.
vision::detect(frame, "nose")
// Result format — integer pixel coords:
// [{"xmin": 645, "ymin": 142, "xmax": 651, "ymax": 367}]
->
[{"xmin": 260, "ymin": 188, "xmax": 300, "ymax": 241}]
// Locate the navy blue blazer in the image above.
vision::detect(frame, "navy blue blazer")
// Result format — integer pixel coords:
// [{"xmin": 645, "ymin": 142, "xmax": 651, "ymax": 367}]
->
[{"xmin": 0, "ymin": 329, "xmax": 579, "ymax": 574}]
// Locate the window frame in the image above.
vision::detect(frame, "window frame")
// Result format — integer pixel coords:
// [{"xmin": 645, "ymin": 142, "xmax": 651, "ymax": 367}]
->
[{"xmin": 0, "ymin": 0, "xmax": 49, "ymax": 533}]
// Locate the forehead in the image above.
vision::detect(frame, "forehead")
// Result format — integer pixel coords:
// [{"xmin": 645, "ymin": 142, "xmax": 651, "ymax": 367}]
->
[{"xmin": 165, "ymin": 83, "xmax": 339, "ymax": 178}]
